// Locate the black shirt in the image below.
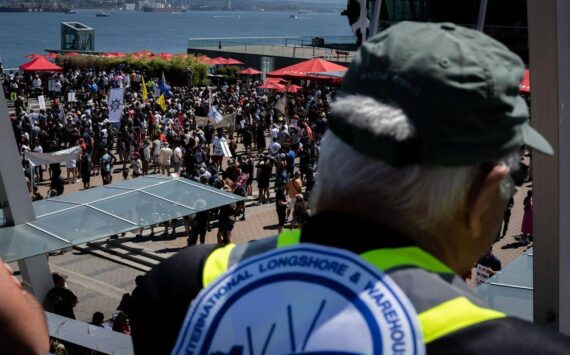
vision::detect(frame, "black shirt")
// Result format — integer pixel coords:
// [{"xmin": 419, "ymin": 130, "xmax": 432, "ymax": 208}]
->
[
  {"xmin": 45, "ymin": 287, "xmax": 77, "ymax": 319},
  {"xmin": 130, "ymin": 213, "xmax": 570, "ymax": 355},
  {"xmin": 477, "ymin": 254, "xmax": 502, "ymax": 272}
]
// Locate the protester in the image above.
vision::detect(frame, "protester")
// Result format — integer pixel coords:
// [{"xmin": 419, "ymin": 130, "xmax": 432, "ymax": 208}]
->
[
  {"xmin": 130, "ymin": 22, "xmax": 570, "ymax": 354},
  {"xmin": 477, "ymin": 247, "xmax": 503, "ymax": 273},
  {"xmin": 520, "ymin": 190, "xmax": 534, "ymax": 245}
]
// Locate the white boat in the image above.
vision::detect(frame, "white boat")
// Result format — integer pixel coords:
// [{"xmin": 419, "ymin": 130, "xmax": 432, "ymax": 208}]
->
[{"xmin": 96, "ymin": 12, "xmax": 110, "ymax": 17}]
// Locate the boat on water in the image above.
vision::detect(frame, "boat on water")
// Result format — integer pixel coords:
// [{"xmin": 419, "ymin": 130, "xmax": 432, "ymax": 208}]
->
[
  {"xmin": 290, "ymin": 15, "xmax": 300, "ymax": 19},
  {"xmin": 65, "ymin": 10, "xmax": 76, "ymax": 14},
  {"xmin": 96, "ymin": 12, "xmax": 110, "ymax": 17}
]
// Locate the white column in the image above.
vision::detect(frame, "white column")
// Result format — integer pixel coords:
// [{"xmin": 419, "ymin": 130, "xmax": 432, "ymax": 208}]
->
[
  {"xmin": 527, "ymin": 0, "xmax": 570, "ymax": 335},
  {"xmin": 0, "ymin": 86, "xmax": 52, "ymax": 302},
  {"xmin": 18, "ymin": 254, "xmax": 54, "ymax": 302}
]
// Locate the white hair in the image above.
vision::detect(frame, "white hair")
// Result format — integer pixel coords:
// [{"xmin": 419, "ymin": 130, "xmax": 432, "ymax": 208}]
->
[{"xmin": 312, "ymin": 95, "xmax": 518, "ymax": 235}]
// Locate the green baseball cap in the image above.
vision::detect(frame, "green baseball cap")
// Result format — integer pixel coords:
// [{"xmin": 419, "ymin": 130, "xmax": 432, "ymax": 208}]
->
[{"xmin": 331, "ymin": 21, "xmax": 553, "ymax": 166}]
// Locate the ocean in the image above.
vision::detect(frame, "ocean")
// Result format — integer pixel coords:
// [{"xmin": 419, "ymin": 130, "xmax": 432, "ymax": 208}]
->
[{"xmin": 0, "ymin": 9, "xmax": 353, "ymax": 69}]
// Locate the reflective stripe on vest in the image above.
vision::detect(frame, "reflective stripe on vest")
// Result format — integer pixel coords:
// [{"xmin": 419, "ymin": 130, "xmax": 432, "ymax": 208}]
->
[
  {"xmin": 202, "ymin": 243, "xmax": 236, "ymax": 287},
  {"xmin": 202, "ymin": 230, "xmax": 505, "ymax": 344}
]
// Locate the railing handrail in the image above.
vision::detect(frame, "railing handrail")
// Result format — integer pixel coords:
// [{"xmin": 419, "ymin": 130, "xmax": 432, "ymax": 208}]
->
[{"xmin": 46, "ymin": 311, "xmax": 134, "ymax": 355}]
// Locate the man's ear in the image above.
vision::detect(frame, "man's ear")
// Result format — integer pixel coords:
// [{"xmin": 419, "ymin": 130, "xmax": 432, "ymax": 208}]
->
[{"xmin": 465, "ymin": 164, "xmax": 510, "ymax": 239}]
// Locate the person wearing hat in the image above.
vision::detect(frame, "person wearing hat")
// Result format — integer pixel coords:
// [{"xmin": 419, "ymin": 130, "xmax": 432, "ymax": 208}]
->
[{"xmin": 130, "ymin": 22, "xmax": 570, "ymax": 354}]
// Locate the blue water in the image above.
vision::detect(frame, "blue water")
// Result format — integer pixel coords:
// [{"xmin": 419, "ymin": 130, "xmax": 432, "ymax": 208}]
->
[{"xmin": 0, "ymin": 10, "xmax": 353, "ymax": 69}]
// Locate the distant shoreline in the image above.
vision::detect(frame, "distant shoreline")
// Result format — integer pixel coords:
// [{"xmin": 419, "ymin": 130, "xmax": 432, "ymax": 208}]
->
[{"xmin": 0, "ymin": 6, "xmax": 344, "ymax": 13}]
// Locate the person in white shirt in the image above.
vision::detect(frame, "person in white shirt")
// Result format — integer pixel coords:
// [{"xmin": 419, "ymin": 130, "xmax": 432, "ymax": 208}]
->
[
  {"xmin": 152, "ymin": 138, "xmax": 161, "ymax": 174},
  {"xmin": 270, "ymin": 124, "xmax": 279, "ymax": 139},
  {"xmin": 32, "ymin": 75, "xmax": 42, "ymax": 96},
  {"xmin": 212, "ymin": 131, "xmax": 227, "ymax": 170},
  {"xmin": 158, "ymin": 142, "xmax": 173, "ymax": 175},
  {"xmin": 268, "ymin": 137, "xmax": 282, "ymax": 156},
  {"xmin": 131, "ymin": 153, "xmax": 143, "ymax": 178},
  {"xmin": 172, "ymin": 144, "xmax": 183, "ymax": 174},
  {"xmin": 54, "ymin": 80, "xmax": 62, "ymax": 98}
]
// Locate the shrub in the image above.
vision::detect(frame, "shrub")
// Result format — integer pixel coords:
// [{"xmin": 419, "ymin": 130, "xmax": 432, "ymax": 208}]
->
[
  {"xmin": 215, "ymin": 65, "xmax": 241, "ymax": 79},
  {"xmin": 56, "ymin": 54, "xmax": 209, "ymax": 86}
]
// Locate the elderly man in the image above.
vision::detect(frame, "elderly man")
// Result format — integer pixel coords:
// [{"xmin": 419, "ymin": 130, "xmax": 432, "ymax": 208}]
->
[{"xmin": 130, "ymin": 22, "xmax": 570, "ymax": 354}]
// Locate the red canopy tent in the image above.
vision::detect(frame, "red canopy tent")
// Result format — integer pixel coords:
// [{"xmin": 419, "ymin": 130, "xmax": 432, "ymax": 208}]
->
[
  {"xmin": 158, "ymin": 52, "xmax": 173, "ymax": 60},
  {"xmin": 25, "ymin": 53, "xmax": 44, "ymax": 59},
  {"xmin": 19, "ymin": 57, "xmax": 63, "ymax": 72},
  {"xmin": 225, "ymin": 58, "xmax": 244, "ymax": 65},
  {"xmin": 277, "ymin": 84, "xmax": 303, "ymax": 93},
  {"xmin": 258, "ymin": 80, "xmax": 286, "ymax": 91},
  {"xmin": 63, "ymin": 51, "xmax": 80, "ymax": 57},
  {"xmin": 238, "ymin": 67, "xmax": 263, "ymax": 75},
  {"xmin": 209, "ymin": 57, "xmax": 228, "ymax": 65},
  {"xmin": 267, "ymin": 58, "xmax": 347, "ymax": 80},
  {"xmin": 520, "ymin": 68, "xmax": 530, "ymax": 93},
  {"xmin": 196, "ymin": 55, "xmax": 211, "ymax": 63},
  {"xmin": 45, "ymin": 53, "xmax": 59, "ymax": 59}
]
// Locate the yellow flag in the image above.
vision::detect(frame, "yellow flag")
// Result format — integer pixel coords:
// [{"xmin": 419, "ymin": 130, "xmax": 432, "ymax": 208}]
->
[
  {"xmin": 141, "ymin": 75, "xmax": 148, "ymax": 101},
  {"xmin": 157, "ymin": 94, "xmax": 167, "ymax": 112}
]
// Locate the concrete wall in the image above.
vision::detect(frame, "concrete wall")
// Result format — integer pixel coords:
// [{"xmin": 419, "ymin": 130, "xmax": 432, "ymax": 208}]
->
[{"xmin": 186, "ymin": 48, "xmax": 350, "ymax": 71}]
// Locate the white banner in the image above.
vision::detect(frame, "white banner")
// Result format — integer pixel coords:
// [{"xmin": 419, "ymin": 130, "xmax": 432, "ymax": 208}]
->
[
  {"xmin": 274, "ymin": 95, "xmax": 287, "ymax": 114},
  {"xmin": 26, "ymin": 146, "xmax": 81, "ymax": 166},
  {"xmin": 67, "ymin": 91, "xmax": 76, "ymax": 102},
  {"xmin": 208, "ymin": 106, "xmax": 223, "ymax": 124},
  {"xmin": 108, "ymin": 88, "xmax": 124, "ymax": 123},
  {"xmin": 220, "ymin": 141, "xmax": 232, "ymax": 158},
  {"xmin": 37, "ymin": 95, "xmax": 46, "ymax": 110}
]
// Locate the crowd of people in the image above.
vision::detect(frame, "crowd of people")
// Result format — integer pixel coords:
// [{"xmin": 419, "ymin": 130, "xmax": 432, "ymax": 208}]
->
[
  {"xmin": 1, "ymin": 64, "xmax": 335, "ymax": 346},
  {"xmin": 2, "ymin": 20, "xmax": 567, "ymax": 355},
  {"xmin": 2, "ymin": 65, "xmax": 331, "ymax": 244}
]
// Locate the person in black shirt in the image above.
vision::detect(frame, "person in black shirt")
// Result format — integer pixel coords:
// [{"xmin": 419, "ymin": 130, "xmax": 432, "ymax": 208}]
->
[
  {"xmin": 275, "ymin": 183, "xmax": 288, "ymax": 234},
  {"xmin": 216, "ymin": 187, "xmax": 236, "ymax": 244},
  {"xmin": 44, "ymin": 273, "xmax": 78, "ymax": 319},
  {"xmin": 477, "ymin": 247, "xmax": 503, "ymax": 272},
  {"xmin": 89, "ymin": 312, "xmax": 105, "ymax": 327},
  {"xmin": 50, "ymin": 169, "xmax": 65, "ymax": 196}
]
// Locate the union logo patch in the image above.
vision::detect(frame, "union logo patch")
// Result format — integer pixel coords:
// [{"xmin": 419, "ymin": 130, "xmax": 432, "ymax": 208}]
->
[{"xmin": 172, "ymin": 244, "xmax": 424, "ymax": 355}]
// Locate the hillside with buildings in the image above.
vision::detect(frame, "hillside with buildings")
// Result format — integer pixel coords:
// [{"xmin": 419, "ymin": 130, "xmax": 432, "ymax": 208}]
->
[{"xmin": 0, "ymin": 0, "xmax": 345, "ymax": 11}]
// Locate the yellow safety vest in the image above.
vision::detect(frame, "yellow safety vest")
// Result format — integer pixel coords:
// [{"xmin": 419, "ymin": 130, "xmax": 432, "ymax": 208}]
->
[{"xmin": 202, "ymin": 230, "xmax": 505, "ymax": 345}]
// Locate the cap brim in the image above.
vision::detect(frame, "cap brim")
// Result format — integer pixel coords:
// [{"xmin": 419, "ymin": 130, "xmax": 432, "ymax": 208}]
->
[{"xmin": 522, "ymin": 123, "xmax": 554, "ymax": 155}]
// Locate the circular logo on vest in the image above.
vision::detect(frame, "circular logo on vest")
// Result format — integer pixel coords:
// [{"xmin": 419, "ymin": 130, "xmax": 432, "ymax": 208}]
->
[{"xmin": 173, "ymin": 244, "xmax": 424, "ymax": 355}]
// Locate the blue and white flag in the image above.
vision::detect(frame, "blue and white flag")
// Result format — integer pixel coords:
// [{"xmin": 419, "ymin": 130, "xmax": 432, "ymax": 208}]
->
[
  {"xmin": 159, "ymin": 71, "xmax": 173, "ymax": 97},
  {"xmin": 208, "ymin": 106, "xmax": 223, "ymax": 124},
  {"xmin": 108, "ymin": 88, "xmax": 124, "ymax": 123}
]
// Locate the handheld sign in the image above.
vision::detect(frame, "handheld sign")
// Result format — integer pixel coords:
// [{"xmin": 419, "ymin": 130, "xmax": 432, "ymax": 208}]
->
[
  {"xmin": 475, "ymin": 264, "xmax": 492, "ymax": 286},
  {"xmin": 37, "ymin": 95, "xmax": 46, "ymax": 110},
  {"xmin": 220, "ymin": 141, "xmax": 232, "ymax": 158}
]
